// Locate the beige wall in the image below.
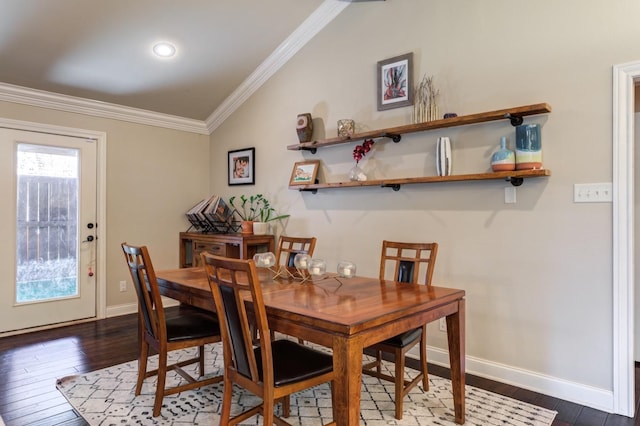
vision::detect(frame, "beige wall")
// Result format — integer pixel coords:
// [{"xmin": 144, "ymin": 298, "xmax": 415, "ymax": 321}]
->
[
  {"xmin": 0, "ymin": 101, "xmax": 210, "ymax": 308},
  {"xmin": 209, "ymin": 0, "xmax": 640, "ymax": 407}
]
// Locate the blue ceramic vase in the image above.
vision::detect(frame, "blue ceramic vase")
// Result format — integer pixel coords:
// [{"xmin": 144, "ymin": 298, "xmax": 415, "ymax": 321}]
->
[
  {"xmin": 490, "ymin": 136, "xmax": 516, "ymax": 172},
  {"xmin": 515, "ymin": 124, "xmax": 542, "ymax": 170}
]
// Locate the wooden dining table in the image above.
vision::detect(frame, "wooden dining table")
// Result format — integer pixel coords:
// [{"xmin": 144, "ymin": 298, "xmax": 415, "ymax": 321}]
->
[{"xmin": 155, "ymin": 267, "xmax": 466, "ymax": 425}]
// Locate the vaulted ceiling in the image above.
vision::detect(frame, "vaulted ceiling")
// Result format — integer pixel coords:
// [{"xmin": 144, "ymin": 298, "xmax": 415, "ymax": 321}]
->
[{"xmin": 0, "ymin": 1, "xmax": 356, "ymax": 133}]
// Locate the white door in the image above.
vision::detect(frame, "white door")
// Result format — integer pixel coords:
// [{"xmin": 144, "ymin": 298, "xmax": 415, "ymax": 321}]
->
[{"xmin": 0, "ymin": 128, "xmax": 98, "ymax": 333}]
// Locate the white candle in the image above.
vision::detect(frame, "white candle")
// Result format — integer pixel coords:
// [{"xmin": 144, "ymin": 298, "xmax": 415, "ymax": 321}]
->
[
  {"xmin": 310, "ymin": 267, "xmax": 320, "ymax": 275},
  {"xmin": 342, "ymin": 268, "xmax": 352, "ymax": 277},
  {"xmin": 299, "ymin": 259, "xmax": 307, "ymax": 268}
]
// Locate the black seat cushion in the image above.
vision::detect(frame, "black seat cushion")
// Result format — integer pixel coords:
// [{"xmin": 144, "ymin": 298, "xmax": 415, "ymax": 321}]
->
[
  {"xmin": 165, "ymin": 308, "xmax": 220, "ymax": 342},
  {"xmin": 379, "ymin": 327, "xmax": 421, "ymax": 348},
  {"xmin": 255, "ymin": 339, "xmax": 333, "ymax": 387}
]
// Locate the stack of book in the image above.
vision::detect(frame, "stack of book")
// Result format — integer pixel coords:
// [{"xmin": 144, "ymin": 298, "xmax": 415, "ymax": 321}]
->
[{"xmin": 185, "ymin": 195, "xmax": 236, "ymax": 233}]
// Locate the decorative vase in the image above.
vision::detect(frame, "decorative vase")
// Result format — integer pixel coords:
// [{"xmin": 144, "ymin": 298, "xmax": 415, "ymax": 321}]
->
[
  {"xmin": 436, "ymin": 137, "xmax": 451, "ymax": 176},
  {"xmin": 348, "ymin": 164, "xmax": 367, "ymax": 181},
  {"xmin": 296, "ymin": 113, "xmax": 313, "ymax": 143},
  {"xmin": 240, "ymin": 220, "xmax": 254, "ymax": 235},
  {"xmin": 337, "ymin": 119, "xmax": 355, "ymax": 137},
  {"xmin": 252, "ymin": 222, "xmax": 268, "ymax": 235},
  {"xmin": 490, "ymin": 136, "xmax": 516, "ymax": 172},
  {"xmin": 414, "ymin": 75, "xmax": 440, "ymax": 123},
  {"xmin": 515, "ymin": 124, "xmax": 542, "ymax": 170}
]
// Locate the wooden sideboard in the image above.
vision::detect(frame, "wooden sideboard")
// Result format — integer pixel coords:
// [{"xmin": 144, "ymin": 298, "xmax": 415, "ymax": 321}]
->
[{"xmin": 179, "ymin": 232, "xmax": 275, "ymax": 268}]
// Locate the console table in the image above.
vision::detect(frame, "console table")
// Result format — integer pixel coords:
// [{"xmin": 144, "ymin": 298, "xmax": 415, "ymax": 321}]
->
[{"xmin": 179, "ymin": 232, "xmax": 275, "ymax": 268}]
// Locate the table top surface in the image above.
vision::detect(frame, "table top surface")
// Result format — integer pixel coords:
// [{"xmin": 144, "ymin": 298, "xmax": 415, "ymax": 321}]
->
[{"xmin": 156, "ymin": 267, "xmax": 465, "ymax": 332}]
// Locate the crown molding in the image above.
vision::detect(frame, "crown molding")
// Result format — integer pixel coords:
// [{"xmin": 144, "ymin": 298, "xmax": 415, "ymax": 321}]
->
[
  {"xmin": 0, "ymin": 82, "xmax": 210, "ymax": 135},
  {"xmin": 205, "ymin": 0, "xmax": 349, "ymax": 133}
]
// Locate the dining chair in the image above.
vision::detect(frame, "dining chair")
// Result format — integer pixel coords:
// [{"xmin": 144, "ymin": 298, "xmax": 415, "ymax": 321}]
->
[
  {"xmin": 201, "ymin": 252, "xmax": 336, "ymax": 426},
  {"xmin": 121, "ymin": 242, "xmax": 223, "ymax": 417},
  {"xmin": 274, "ymin": 235, "xmax": 317, "ymax": 269},
  {"xmin": 362, "ymin": 240, "xmax": 439, "ymax": 420}
]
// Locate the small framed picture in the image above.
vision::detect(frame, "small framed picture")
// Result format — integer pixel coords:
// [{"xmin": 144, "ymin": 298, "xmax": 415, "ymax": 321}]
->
[
  {"xmin": 228, "ymin": 147, "xmax": 255, "ymax": 186},
  {"xmin": 377, "ymin": 52, "xmax": 414, "ymax": 111},
  {"xmin": 289, "ymin": 160, "xmax": 320, "ymax": 186}
]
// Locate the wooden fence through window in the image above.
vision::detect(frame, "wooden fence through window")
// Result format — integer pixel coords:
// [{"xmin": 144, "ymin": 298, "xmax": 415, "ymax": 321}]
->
[{"xmin": 16, "ymin": 176, "xmax": 77, "ymax": 264}]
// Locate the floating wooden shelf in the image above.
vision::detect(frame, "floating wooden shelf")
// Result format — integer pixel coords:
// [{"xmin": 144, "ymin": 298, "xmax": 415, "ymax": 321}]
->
[
  {"xmin": 286, "ymin": 103, "xmax": 552, "ymax": 153},
  {"xmin": 289, "ymin": 169, "xmax": 550, "ymax": 192},
  {"xmin": 287, "ymin": 102, "xmax": 551, "ymax": 192}
]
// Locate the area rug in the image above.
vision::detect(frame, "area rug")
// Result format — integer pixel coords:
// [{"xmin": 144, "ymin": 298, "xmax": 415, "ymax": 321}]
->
[{"xmin": 57, "ymin": 343, "xmax": 556, "ymax": 425}]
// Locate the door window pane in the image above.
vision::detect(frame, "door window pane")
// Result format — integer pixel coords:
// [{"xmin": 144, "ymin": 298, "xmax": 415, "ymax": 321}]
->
[{"xmin": 15, "ymin": 144, "xmax": 79, "ymax": 303}]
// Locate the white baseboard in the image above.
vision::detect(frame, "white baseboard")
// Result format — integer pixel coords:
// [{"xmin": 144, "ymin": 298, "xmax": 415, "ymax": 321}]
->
[
  {"xmin": 425, "ymin": 346, "xmax": 615, "ymax": 414},
  {"xmin": 105, "ymin": 297, "xmax": 180, "ymax": 318}
]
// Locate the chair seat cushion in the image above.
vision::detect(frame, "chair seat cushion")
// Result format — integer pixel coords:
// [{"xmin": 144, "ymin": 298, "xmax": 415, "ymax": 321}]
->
[
  {"xmin": 165, "ymin": 308, "xmax": 220, "ymax": 342},
  {"xmin": 255, "ymin": 339, "xmax": 333, "ymax": 387},
  {"xmin": 379, "ymin": 327, "xmax": 422, "ymax": 348}
]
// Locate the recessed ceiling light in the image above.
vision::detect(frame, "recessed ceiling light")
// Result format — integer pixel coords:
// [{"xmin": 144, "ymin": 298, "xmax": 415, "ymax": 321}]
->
[{"xmin": 152, "ymin": 42, "xmax": 176, "ymax": 58}]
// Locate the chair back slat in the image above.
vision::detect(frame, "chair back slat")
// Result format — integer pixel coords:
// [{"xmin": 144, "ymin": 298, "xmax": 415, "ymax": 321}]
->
[
  {"xmin": 121, "ymin": 243, "xmax": 165, "ymax": 340},
  {"xmin": 275, "ymin": 236, "xmax": 317, "ymax": 269},
  {"xmin": 202, "ymin": 253, "xmax": 273, "ymax": 384},
  {"xmin": 219, "ymin": 284, "xmax": 253, "ymax": 377},
  {"xmin": 397, "ymin": 260, "xmax": 415, "ymax": 283},
  {"xmin": 379, "ymin": 240, "xmax": 438, "ymax": 286}
]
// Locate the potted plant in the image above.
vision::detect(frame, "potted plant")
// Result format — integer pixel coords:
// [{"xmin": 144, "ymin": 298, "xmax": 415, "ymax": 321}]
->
[{"xmin": 228, "ymin": 194, "xmax": 289, "ymax": 235}]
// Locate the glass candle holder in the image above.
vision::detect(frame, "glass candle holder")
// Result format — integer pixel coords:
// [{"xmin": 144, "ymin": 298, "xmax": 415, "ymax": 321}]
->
[
  {"xmin": 293, "ymin": 253, "xmax": 311, "ymax": 270},
  {"xmin": 308, "ymin": 258, "xmax": 326, "ymax": 276},
  {"xmin": 252, "ymin": 252, "xmax": 275, "ymax": 268},
  {"xmin": 337, "ymin": 261, "xmax": 356, "ymax": 278}
]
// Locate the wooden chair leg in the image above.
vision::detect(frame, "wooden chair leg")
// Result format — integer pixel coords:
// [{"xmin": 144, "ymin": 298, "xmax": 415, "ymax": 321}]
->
[
  {"xmin": 262, "ymin": 393, "xmax": 275, "ymax": 425},
  {"xmin": 153, "ymin": 351, "xmax": 168, "ymax": 417},
  {"xmin": 282, "ymin": 395, "xmax": 291, "ymax": 417},
  {"xmin": 135, "ymin": 342, "xmax": 149, "ymax": 395},
  {"xmin": 420, "ymin": 335, "xmax": 429, "ymax": 391},
  {"xmin": 198, "ymin": 345, "xmax": 205, "ymax": 377},
  {"xmin": 220, "ymin": 377, "xmax": 233, "ymax": 425}
]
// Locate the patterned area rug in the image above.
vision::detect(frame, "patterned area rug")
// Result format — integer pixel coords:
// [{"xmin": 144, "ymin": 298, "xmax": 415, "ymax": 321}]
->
[{"xmin": 56, "ymin": 343, "xmax": 556, "ymax": 425}]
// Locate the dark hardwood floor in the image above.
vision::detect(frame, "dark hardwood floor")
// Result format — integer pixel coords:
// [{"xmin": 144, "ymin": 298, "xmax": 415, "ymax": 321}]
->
[{"xmin": 0, "ymin": 307, "xmax": 638, "ymax": 425}]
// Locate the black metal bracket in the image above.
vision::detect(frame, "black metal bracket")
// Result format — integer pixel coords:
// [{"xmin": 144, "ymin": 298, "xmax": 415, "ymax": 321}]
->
[
  {"xmin": 300, "ymin": 146, "xmax": 317, "ymax": 154},
  {"xmin": 299, "ymin": 179, "xmax": 319, "ymax": 193},
  {"xmin": 382, "ymin": 133, "xmax": 401, "ymax": 143},
  {"xmin": 507, "ymin": 177, "xmax": 524, "ymax": 187},
  {"xmin": 382, "ymin": 183, "xmax": 401, "ymax": 191},
  {"xmin": 504, "ymin": 113, "xmax": 524, "ymax": 127}
]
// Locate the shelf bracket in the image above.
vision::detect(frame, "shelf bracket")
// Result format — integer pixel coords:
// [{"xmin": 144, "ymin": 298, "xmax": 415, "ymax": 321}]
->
[
  {"xmin": 382, "ymin": 133, "xmax": 401, "ymax": 143},
  {"xmin": 507, "ymin": 177, "xmax": 524, "ymax": 187},
  {"xmin": 382, "ymin": 183, "xmax": 401, "ymax": 191},
  {"xmin": 300, "ymin": 146, "xmax": 317, "ymax": 154},
  {"xmin": 299, "ymin": 188, "xmax": 318, "ymax": 194},
  {"xmin": 504, "ymin": 113, "xmax": 524, "ymax": 127}
]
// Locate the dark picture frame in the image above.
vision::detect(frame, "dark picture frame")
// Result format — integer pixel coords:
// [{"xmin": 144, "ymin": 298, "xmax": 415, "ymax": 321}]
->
[
  {"xmin": 377, "ymin": 52, "xmax": 414, "ymax": 111},
  {"xmin": 228, "ymin": 147, "xmax": 255, "ymax": 185},
  {"xmin": 289, "ymin": 160, "xmax": 320, "ymax": 186}
]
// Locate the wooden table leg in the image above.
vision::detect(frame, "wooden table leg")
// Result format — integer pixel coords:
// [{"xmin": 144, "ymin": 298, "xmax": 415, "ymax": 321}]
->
[
  {"xmin": 332, "ymin": 335, "xmax": 363, "ymax": 425},
  {"xmin": 446, "ymin": 299, "xmax": 466, "ymax": 424}
]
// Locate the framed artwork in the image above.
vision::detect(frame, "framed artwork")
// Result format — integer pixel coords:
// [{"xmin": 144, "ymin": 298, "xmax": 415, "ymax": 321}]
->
[
  {"xmin": 228, "ymin": 147, "xmax": 255, "ymax": 185},
  {"xmin": 289, "ymin": 160, "xmax": 320, "ymax": 186},
  {"xmin": 377, "ymin": 52, "xmax": 414, "ymax": 111}
]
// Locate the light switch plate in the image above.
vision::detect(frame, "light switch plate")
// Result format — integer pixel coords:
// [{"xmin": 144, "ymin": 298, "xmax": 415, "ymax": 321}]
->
[{"xmin": 574, "ymin": 183, "xmax": 612, "ymax": 203}]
